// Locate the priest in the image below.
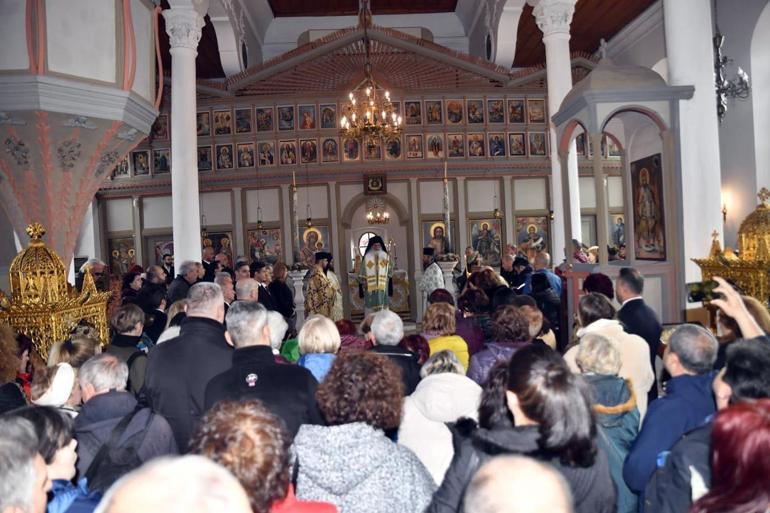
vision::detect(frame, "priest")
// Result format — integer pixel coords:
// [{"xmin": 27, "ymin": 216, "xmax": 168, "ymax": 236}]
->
[
  {"xmin": 358, "ymin": 236, "xmax": 394, "ymax": 314},
  {"xmin": 418, "ymin": 247, "xmax": 444, "ymax": 313},
  {"xmin": 305, "ymin": 251, "xmax": 336, "ymax": 318}
]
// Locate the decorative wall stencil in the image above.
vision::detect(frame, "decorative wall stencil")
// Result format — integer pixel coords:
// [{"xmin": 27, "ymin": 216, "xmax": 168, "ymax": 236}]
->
[
  {"xmin": 95, "ymin": 151, "xmax": 119, "ymax": 177},
  {"xmin": 0, "ymin": 112, "xmax": 26, "ymax": 125},
  {"xmin": 57, "ymin": 139, "xmax": 82, "ymax": 170},
  {"xmin": 63, "ymin": 116, "xmax": 97, "ymax": 130},
  {"xmin": 5, "ymin": 136, "xmax": 30, "ymax": 166}
]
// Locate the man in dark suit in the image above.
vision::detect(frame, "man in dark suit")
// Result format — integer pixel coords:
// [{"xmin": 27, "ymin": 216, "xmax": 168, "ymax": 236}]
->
[
  {"xmin": 162, "ymin": 253, "xmax": 174, "ymax": 285},
  {"xmin": 166, "ymin": 260, "xmax": 199, "ymax": 305},
  {"xmin": 204, "ymin": 301, "xmax": 322, "ymax": 439},
  {"xmin": 253, "ymin": 261, "xmax": 276, "ymax": 311},
  {"xmin": 616, "ymin": 267, "xmax": 662, "ymax": 401},
  {"xmin": 201, "ymin": 246, "xmax": 217, "ymax": 282},
  {"xmin": 144, "ymin": 282, "xmax": 232, "ymax": 450}
]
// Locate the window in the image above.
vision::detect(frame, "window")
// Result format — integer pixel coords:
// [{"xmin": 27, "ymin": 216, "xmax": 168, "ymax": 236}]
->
[{"xmin": 358, "ymin": 231, "xmax": 377, "ymax": 256}]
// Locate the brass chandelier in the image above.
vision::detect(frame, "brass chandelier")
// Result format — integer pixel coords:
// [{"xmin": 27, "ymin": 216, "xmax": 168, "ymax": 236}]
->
[{"xmin": 339, "ymin": 0, "xmax": 402, "ymax": 141}]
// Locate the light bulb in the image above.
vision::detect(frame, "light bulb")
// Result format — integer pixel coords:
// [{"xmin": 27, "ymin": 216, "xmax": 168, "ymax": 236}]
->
[
  {"xmin": 351, "ymin": 98, "xmax": 356, "ymax": 105},
  {"xmin": 397, "ymin": 116, "xmax": 402, "ymax": 124},
  {"xmin": 385, "ymin": 91, "xmax": 390, "ymax": 99},
  {"xmin": 349, "ymin": 92, "xmax": 354, "ymax": 100},
  {"xmin": 352, "ymin": 113, "xmax": 357, "ymax": 122},
  {"xmin": 366, "ymin": 87, "xmax": 371, "ymax": 96},
  {"xmin": 341, "ymin": 115, "xmax": 347, "ymax": 126},
  {"xmin": 391, "ymin": 113, "xmax": 397, "ymax": 122},
  {"xmin": 381, "ymin": 110, "xmax": 386, "ymax": 120}
]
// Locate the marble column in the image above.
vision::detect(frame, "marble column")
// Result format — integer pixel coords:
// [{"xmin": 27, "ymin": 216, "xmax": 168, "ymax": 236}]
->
[
  {"xmin": 590, "ymin": 133, "xmax": 609, "ymax": 264},
  {"xmin": 664, "ymin": 0, "xmax": 723, "ymax": 283},
  {"xmin": 289, "ymin": 270, "xmax": 308, "ymax": 327},
  {"xmin": 530, "ymin": 0, "xmax": 581, "ymax": 261},
  {"xmin": 164, "ymin": 6, "xmax": 205, "ymax": 266}
]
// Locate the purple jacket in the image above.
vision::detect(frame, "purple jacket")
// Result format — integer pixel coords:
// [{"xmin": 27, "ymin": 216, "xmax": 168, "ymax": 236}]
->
[
  {"xmin": 455, "ymin": 312, "xmax": 485, "ymax": 355},
  {"xmin": 467, "ymin": 342, "xmax": 528, "ymax": 385}
]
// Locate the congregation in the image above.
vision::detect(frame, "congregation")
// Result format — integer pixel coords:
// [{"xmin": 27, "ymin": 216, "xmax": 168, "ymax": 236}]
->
[{"xmin": 1, "ymin": 244, "xmax": 769, "ymax": 513}]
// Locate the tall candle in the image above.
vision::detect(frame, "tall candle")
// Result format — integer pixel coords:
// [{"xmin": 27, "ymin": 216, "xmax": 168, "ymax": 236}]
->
[
  {"xmin": 292, "ymin": 170, "xmax": 296, "ymax": 187},
  {"xmin": 444, "ymin": 160, "xmax": 448, "ymax": 181}
]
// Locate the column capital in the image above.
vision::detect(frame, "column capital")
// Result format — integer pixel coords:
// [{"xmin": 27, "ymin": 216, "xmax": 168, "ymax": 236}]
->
[
  {"xmin": 529, "ymin": 0, "xmax": 576, "ymax": 38},
  {"xmin": 162, "ymin": 8, "xmax": 204, "ymax": 50}
]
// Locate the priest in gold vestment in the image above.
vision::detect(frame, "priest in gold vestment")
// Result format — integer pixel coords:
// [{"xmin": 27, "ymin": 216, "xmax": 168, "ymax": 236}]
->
[{"xmin": 305, "ymin": 251, "xmax": 336, "ymax": 318}]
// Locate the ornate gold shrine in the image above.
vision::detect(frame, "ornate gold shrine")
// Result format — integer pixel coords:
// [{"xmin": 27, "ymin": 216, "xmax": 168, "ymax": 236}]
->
[
  {"xmin": 0, "ymin": 223, "xmax": 111, "ymax": 359},
  {"xmin": 693, "ymin": 188, "xmax": 770, "ymax": 304}
]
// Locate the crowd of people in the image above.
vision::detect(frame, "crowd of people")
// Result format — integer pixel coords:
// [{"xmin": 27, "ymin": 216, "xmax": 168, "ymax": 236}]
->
[{"xmin": 1, "ymin": 244, "xmax": 769, "ymax": 513}]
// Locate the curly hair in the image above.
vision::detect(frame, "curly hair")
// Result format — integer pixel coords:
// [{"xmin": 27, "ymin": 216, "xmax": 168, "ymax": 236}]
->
[
  {"xmin": 457, "ymin": 287, "xmax": 491, "ymax": 315},
  {"xmin": 316, "ymin": 352, "xmax": 404, "ymax": 430},
  {"xmin": 0, "ymin": 325, "xmax": 21, "ymax": 383},
  {"xmin": 190, "ymin": 400, "xmax": 290, "ymax": 513},
  {"xmin": 423, "ymin": 302, "xmax": 456, "ymax": 336},
  {"xmin": 491, "ymin": 305, "xmax": 531, "ymax": 343},
  {"xmin": 468, "ymin": 268, "xmax": 508, "ymax": 297}
]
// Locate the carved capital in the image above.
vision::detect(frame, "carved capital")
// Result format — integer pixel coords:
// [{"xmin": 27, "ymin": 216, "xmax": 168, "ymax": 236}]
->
[
  {"xmin": 162, "ymin": 8, "xmax": 204, "ymax": 50},
  {"xmin": 531, "ymin": 0, "xmax": 576, "ymax": 38}
]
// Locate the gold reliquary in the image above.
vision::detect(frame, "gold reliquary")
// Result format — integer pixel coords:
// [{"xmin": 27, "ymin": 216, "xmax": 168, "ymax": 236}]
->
[{"xmin": 0, "ymin": 223, "xmax": 111, "ymax": 359}]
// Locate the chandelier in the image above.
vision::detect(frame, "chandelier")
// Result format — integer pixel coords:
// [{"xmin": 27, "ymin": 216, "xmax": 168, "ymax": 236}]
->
[
  {"xmin": 366, "ymin": 197, "xmax": 390, "ymax": 225},
  {"xmin": 713, "ymin": 1, "xmax": 750, "ymax": 121},
  {"xmin": 339, "ymin": 0, "xmax": 402, "ymax": 141}
]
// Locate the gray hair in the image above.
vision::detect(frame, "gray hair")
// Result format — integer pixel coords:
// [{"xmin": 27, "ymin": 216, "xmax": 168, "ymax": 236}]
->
[
  {"xmin": 187, "ymin": 282, "xmax": 224, "ymax": 315},
  {"xmin": 371, "ymin": 310, "xmax": 404, "ymax": 346},
  {"xmin": 575, "ymin": 333, "xmax": 621, "ymax": 375},
  {"xmin": 420, "ymin": 350, "xmax": 465, "ymax": 378},
  {"xmin": 0, "ymin": 416, "xmax": 39, "ymax": 513},
  {"xmin": 668, "ymin": 324, "xmax": 718, "ymax": 374},
  {"xmin": 235, "ymin": 278, "xmax": 259, "ymax": 301},
  {"xmin": 225, "ymin": 301, "xmax": 268, "ymax": 348},
  {"xmin": 80, "ymin": 258, "xmax": 106, "ymax": 273},
  {"xmin": 178, "ymin": 260, "xmax": 198, "ymax": 277},
  {"xmin": 79, "ymin": 353, "xmax": 129, "ymax": 393},
  {"xmin": 534, "ymin": 252, "xmax": 551, "ymax": 268},
  {"xmin": 214, "ymin": 272, "xmax": 232, "ymax": 288},
  {"xmin": 95, "ymin": 455, "xmax": 251, "ymax": 513},
  {"xmin": 266, "ymin": 311, "xmax": 288, "ymax": 351}
]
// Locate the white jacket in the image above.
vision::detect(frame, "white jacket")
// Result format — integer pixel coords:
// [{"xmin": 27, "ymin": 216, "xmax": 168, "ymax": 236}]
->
[
  {"xmin": 398, "ymin": 372, "xmax": 481, "ymax": 485},
  {"xmin": 565, "ymin": 318, "xmax": 655, "ymax": 419}
]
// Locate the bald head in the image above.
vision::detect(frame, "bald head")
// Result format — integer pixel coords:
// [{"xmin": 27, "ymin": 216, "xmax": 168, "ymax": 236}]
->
[
  {"xmin": 464, "ymin": 456, "xmax": 573, "ymax": 513},
  {"xmin": 95, "ymin": 456, "xmax": 251, "ymax": 513},
  {"xmin": 533, "ymin": 252, "xmax": 551, "ymax": 270},
  {"xmin": 235, "ymin": 278, "xmax": 259, "ymax": 302}
]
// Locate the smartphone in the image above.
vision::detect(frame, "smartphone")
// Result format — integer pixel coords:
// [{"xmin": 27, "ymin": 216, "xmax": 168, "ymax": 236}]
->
[{"xmin": 687, "ymin": 280, "xmax": 721, "ymax": 303}]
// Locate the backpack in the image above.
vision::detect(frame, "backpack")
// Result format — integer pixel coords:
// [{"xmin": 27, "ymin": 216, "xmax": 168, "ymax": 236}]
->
[{"xmin": 84, "ymin": 406, "xmax": 153, "ymax": 493}]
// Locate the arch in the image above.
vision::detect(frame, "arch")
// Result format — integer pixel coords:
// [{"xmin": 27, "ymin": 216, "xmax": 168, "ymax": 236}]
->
[
  {"xmin": 600, "ymin": 105, "xmax": 668, "ymax": 134},
  {"xmin": 751, "ymin": 2, "xmax": 770, "ymax": 189},
  {"xmin": 340, "ymin": 192, "xmax": 410, "ymax": 229},
  {"xmin": 557, "ymin": 118, "xmax": 588, "ymax": 159}
]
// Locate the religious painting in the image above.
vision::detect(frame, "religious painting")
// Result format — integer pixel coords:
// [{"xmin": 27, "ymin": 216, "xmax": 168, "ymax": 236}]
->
[
  {"xmin": 527, "ymin": 99, "xmax": 546, "ymax": 124},
  {"xmin": 257, "ymin": 141, "xmax": 275, "ymax": 167},
  {"xmin": 320, "ymin": 104, "xmax": 336, "ymax": 129},
  {"xmin": 488, "ymin": 133, "xmax": 506, "ymax": 157},
  {"xmin": 153, "ymin": 149, "xmax": 170, "ymax": 174},
  {"xmin": 299, "ymin": 138, "xmax": 318, "ymax": 164},
  {"xmin": 150, "ymin": 238, "xmax": 174, "ymax": 265},
  {"xmin": 404, "ymin": 100, "xmax": 422, "ymax": 125},
  {"xmin": 278, "ymin": 105, "xmax": 295, "ymax": 131},
  {"xmin": 256, "ymin": 107, "xmax": 274, "ymax": 132},
  {"xmin": 422, "ymin": 220, "xmax": 456, "ymax": 257},
  {"xmin": 342, "ymin": 137, "xmax": 360, "ymax": 161},
  {"xmin": 446, "ymin": 100, "xmax": 464, "ymax": 124},
  {"xmin": 468, "ymin": 133, "xmax": 485, "ymax": 158},
  {"xmin": 364, "ymin": 137, "xmax": 382, "ymax": 160},
  {"xmin": 196, "ymin": 111, "xmax": 211, "ymax": 136},
  {"xmin": 132, "ymin": 150, "xmax": 150, "ymax": 175},
  {"xmin": 610, "ymin": 213, "xmax": 626, "ymax": 248},
  {"xmin": 467, "ymin": 99, "xmax": 485, "ymax": 124},
  {"xmin": 113, "ymin": 156, "xmax": 129, "ymax": 178},
  {"xmin": 108, "ymin": 238, "xmax": 136, "ymax": 276},
  {"xmin": 213, "ymin": 109, "xmax": 233, "ymax": 135},
  {"xmin": 447, "ymin": 133, "xmax": 465, "ymax": 158},
  {"xmin": 469, "ymin": 218, "xmax": 502, "ymax": 267},
  {"xmin": 216, "ymin": 144, "xmax": 234, "ymax": 170},
  {"xmin": 235, "ymin": 107, "xmax": 253, "ymax": 133},
  {"xmin": 507, "ymin": 99, "xmax": 525, "ymax": 123},
  {"xmin": 607, "ymin": 136, "xmax": 622, "ymax": 158},
  {"xmin": 425, "ymin": 100, "xmax": 443, "ymax": 124},
  {"xmin": 508, "ymin": 132, "xmax": 526, "ymax": 156},
  {"xmin": 278, "ymin": 140, "xmax": 297, "ymax": 165},
  {"xmin": 575, "ymin": 132, "xmax": 586, "ymax": 156},
  {"xmin": 405, "ymin": 134, "xmax": 423, "ymax": 159},
  {"xmin": 300, "ymin": 225, "xmax": 330, "ymax": 267},
  {"xmin": 321, "ymin": 137, "xmax": 338, "ymax": 163},
  {"xmin": 487, "ymin": 99, "xmax": 505, "ymax": 124},
  {"xmin": 198, "ymin": 146, "xmax": 213, "ymax": 171},
  {"xmin": 237, "ymin": 143, "xmax": 255, "ymax": 168},
  {"xmin": 515, "ymin": 216, "xmax": 549, "ymax": 261},
  {"xmin": 298, "ymin": 105, "xmax": 316, "ymax": 130},
  {"xmin": 364, "ymin": 174, "xmax": 386, "ymax": 195},
  {"xmin": 426, "ymin": 134, "xmax": 444, "ymax": 159},
  {"xmin": 631, "ymin": 153, "xmax": 665, "ymax": 260},
  {"xmin": 151, "ymin": 114, "xmax": 169, "ymax": 140},
  {"xmin": 202, "ymin": 232, "xmax": 234, "ymax": 264},
  {"xmin": 528, "ymin": 131, "xmax": 547, "ymax": 156},
  {"xmin": 248, "ymin": 228, "xmax": 283, "ymax": 264},
  {"xmin": 384, "ymin": 136, "xmax": 402, "ymax": 160}
]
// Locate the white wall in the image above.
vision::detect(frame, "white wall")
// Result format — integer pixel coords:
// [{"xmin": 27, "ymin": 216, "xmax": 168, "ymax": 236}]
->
[
  {"xmin": 200, "ymin": 191, "xmax": 233, "ymax": 226},
  {"xmin": 467, "ymin": 179, "xmax": 501, "ymax": 213},
  {"xmin": 245, "ymin": 188, "xmax": 281, "ymax": 223},
  {"xmin": 142, "ymin": 197, "xmax": 173, "ymax": 230},
  {"xmin": 751, "ymin": 2, "xmax": 770, "ymax": 216},
  {"xmin": 106, "ymin": 198, "xmax": 134, "ymax": 232},
  {"xmin": 513, "ymin": 178, "xmax": 548, "ymax": 211},
  {"xmin": 419, "ymin": 180, "xmax": 455, "ymax": 214},
  {"xmin": 0, "ymin": 1, "xmax": 29, "ymax": 71}
]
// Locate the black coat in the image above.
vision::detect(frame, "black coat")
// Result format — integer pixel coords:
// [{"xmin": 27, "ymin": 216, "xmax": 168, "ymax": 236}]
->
[
  {"xmin": 144, "ymin": 309, "xmax": 168, "ymax": 344},
  {"xmin": 617, "ymin": 298, "xmax": 662, "ymax": 400},
  {"xmin": 166, "ymin": 275, "xmax": 192, "ymax": 305},
  {"xmin": 268, "ymin": 280, "xmax": 295, "ymax": 319},
  {"xmin": 369, "ymin": 345, "xmax": 421, "ymax": 395},
  {"xmin": 427, "ymin": 422, "xmax": 616, "ymax": 513},
  {"xmin": 144, "ymin": 316, "xmax": 233, "ymax": 451},
  {"xmin": 257, "ymin": 282, "xmax": 278, "ymax": 311},
  {"xmin": 532, "ymin": 288, "xmax": 562, "ymax": 334},
  {"xmin": 204, "ymin": 345, "xmax": 322, "ymax": 439},
  {"xmin": 201, "ymin": 260, "xmax": 217, "ymax": 282}
]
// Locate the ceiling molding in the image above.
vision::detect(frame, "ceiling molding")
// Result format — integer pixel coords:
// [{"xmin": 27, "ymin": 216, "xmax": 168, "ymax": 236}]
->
[{"xmin": 602, "ymin": 1, "xmax": 663, "ymax": 60}]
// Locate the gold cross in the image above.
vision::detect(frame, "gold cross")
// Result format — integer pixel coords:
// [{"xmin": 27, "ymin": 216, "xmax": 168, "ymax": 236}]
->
[
  {"xmin": 711, "ymin": 230, "xmax": 719, "ymax": 241},
  {"xmin": 26, "ymin": 222, "xmax": 46, "ymax": 240},
  {"xmin": 758, "ymin": 187, "xmax": 770, "ymax": 205}
]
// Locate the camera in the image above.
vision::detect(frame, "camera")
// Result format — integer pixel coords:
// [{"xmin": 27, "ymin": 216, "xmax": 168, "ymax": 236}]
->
[{"xmin": 687, "ymin": 280, "xmax": 722, "ymax": 303}]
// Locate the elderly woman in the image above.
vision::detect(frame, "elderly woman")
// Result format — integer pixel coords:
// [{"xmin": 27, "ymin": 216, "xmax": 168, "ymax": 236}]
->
[
  {"xmin": 398, "ymin": 351, "xmax": 482, "ymax": 485},
  {"xmin": 467, "ymin": 306, "xmax": 531, "ymax": 385},
  {"xmin": 293, "ymin": 352, "xmax": 435, "ymax": 513},
  {"xmin": 266, "ymin": 310, "xmax": 290, "ymax": 364},
  {"xmin": 421, "ymin": 303, "xmax": 469, "ymax": 371},
  {"xmin": 297, "ymin": 315, "xmax": 341, "ymax": 382},
  {"xmin": 576, "ymin": 334, "xmax": 639, "ymax": 513},
  {"xmin": 564, "ymin": 292, "xmax": 654, "ymax": 418}
]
